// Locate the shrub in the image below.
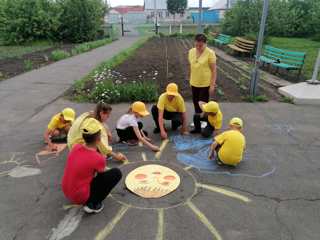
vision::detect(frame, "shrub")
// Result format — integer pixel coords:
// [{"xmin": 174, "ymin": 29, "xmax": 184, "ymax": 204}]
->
[
  {"xmin": 1, "ymin": 0, "xmax": 61, "ymax": 44},
  {"xmin": 71, "ymin": 38, "xmax": 112, "ymax": 55},
  {"xmin": 23, "ymin": 60, "xmax": 33, "ymax": 71},
  {"xmin": 51, "ymin": 50, "xmax": 70, "ymax": 61},
  {"xmin": 58, "ymin": 0, "xmax": 106, "ymax": 43},
  {"xmin": 89, "ymin": 81, "xmax": 158, "ymax": 103},
  {"xmin": 222, "ymin": 0, "xmax": 320, "ymax": 38}
]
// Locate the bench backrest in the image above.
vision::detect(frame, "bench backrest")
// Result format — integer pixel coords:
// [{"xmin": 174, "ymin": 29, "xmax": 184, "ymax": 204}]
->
[
  {"xmin": 217, "ymin": 34, "xmax": 231, "ymax": 42},
  {"xmin": 234, "ymin": 37, "xmax": 256, "ymax": 51},
  {"xmin": 263, "ymin": 45, "xmax": 306, "ymax": 66}
]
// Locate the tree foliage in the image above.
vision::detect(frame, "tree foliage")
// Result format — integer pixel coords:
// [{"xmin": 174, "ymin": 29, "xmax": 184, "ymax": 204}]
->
[
  {"xmin": 167, "ymin": 0, "xmax": 187, "ymax": 15},
  {"xmin": 221, "ymin": 0, "xmax": 320, "ymax": 38},
  {"xmin": 0, "ymin": 0, "xmax": 106, "ymax": 44}
]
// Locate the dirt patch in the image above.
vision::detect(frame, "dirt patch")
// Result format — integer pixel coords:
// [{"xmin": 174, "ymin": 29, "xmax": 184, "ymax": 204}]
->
[
  {"xmin": 0, "ymin": 44, "xmax": 74, "ymax": 80},
  {"xmin": 110, "ymin": 36, "xmax": 280, "ymax": 102}
]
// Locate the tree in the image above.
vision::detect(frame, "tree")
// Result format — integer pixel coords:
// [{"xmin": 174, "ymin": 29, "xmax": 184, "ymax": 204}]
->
[
  {"xmin": 167, "ymin": 0, "xmax": 187, "ymax": 19},
  {"xmin": 58, "ymin": 0, "xmax": 105, "ymax": 43}
]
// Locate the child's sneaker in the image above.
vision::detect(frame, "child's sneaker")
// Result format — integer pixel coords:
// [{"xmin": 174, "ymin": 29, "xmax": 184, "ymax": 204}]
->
[{"xmin": 83, "ymin": 202, "xmax": 104, "ymax": 214}]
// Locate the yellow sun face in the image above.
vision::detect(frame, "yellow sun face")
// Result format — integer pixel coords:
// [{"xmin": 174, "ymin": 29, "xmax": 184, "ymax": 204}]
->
[{"xmin": 125, "ymin": 164, "xmax": 181, "ymax": 198}]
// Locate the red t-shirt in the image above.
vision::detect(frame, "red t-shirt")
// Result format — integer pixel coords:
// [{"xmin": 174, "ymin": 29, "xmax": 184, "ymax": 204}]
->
[{"xmin": 62, "ymin": 144, "xmax": 106, "ymax": 204}]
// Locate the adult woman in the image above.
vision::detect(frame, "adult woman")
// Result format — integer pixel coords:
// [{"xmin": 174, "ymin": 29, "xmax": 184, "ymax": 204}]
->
[
  {"xmin": 188, "ymin": 34, "xmax": 217, "ymax": 114},
  {"xmin": 67, "ymin": 102, "xmax": 127, "ymax": 162}
]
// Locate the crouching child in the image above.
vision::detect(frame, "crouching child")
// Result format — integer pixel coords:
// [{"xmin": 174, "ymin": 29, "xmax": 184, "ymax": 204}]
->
[
  {"xmin": 62, "ymin": 118, "xmax": 122, "ymax": 214},
  {"xmin": 209, "ymin": 117, "xmax": 246, "ymax": 167}
]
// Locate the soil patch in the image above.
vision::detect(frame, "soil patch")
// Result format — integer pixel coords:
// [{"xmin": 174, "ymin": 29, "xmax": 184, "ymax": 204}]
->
[
  {"xmin": 108, "ymin": 36, "xmax": 280, "ymax": 102},
  {"xmin": 0, "ymin": 44, "xmax": 74, "ymax": 80}
]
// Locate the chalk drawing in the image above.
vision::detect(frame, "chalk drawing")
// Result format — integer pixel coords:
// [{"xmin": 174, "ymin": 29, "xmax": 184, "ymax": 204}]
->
[
  {"xmin": 270, "ymin": 123, "xmax": 293, "ymax": 135},
  {"xmin": 172, "ymin": 135, "xmax": 276, "ymax": 178},
  {"xmin": 0, "ymin": 152, "xmax": 41, "ymax": 178},
  {"xmin": 156, "ymin": 209, "xmax": 164, "ymax": 240},
  {"xmin": 48, "ymin": 207, "xmax": 84, "ymax": 240},
  {"xmin": 155, "ymin": 139, "xmax": 169, "ymax": 160},
  {"xmin": 8, "ymin": 166, "xmax": 41, "ymax": 178}
]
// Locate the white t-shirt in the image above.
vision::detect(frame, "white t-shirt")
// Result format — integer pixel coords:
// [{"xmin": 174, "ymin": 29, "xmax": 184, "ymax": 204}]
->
[{"xmin": 116, "ymin": 114, "xmax": 139, "ymax": 130}]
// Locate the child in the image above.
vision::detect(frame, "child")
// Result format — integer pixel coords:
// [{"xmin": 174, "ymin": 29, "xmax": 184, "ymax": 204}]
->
[
  {"xmin": 209, "ymin": 117, "xmax": 246, "ymax": 167},
  {"xmin": 62, "ymin": 118, "xmax": 122, "ymax": 214},
  {"xmin": 67, "ymin": 102, "xmax": 127, "ymax": 162},
  {"xmin": 151, "ymin": 83, "xmax": 189, "ymax": 140},
  {"xmin": 191, "ymin": 101, "xmax": 223, "ymax": 138},
  {"xmin": 44, "ymin": 108, "xmax": 76, "ymax": 151},
  {"xmin": 116, "ymin": 101, "xmax": 160, "ymax": 152}
]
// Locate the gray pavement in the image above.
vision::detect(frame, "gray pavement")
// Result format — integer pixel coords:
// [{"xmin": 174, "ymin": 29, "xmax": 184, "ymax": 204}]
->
[
  {"xmin": 1, "ymin": 98, "xmax": 320, "ymax": 240},
  {"xmin": 0, "ymin": 32, "xmax": 140, "ymax": 137}
]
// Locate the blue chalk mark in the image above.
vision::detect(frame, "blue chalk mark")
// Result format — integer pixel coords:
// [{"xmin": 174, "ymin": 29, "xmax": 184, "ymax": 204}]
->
[{"xmin": 172, "ymin": 135, "xmax": 276, "ymax": 178}]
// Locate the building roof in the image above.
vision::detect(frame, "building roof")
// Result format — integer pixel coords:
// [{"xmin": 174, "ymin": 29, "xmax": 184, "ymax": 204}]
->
[{"xmin": 112, "ymin": 6, "xmax": 144, "ymax": 15}]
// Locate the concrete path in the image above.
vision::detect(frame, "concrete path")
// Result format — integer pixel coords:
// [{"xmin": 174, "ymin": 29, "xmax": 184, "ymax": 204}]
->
[
  {"xmin": 0, "ymin": 33, "xmax": 140, "ymax": 137},
  {"xmin": 1, "ymin": 98, "xmax": 320, "ymax": 240}
]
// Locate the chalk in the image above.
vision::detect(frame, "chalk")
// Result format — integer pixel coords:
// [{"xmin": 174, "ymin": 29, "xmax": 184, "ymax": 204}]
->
[
  {"xmin": 155, "ymin": 139, "xmax": 169, "ymax": 160},
  {"xmin": 187, "ymin": 201, "xmax": 222, "ymax": 240},
  {"xmin": 8, "ymin": 166, "xmax": 41, "ymax": 178}
]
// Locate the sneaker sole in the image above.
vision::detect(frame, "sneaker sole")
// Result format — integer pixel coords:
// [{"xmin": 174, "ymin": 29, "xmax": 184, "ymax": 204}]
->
[{"xmin": 83, "ymin": 204, "xmax": 104, "ymax": 214}]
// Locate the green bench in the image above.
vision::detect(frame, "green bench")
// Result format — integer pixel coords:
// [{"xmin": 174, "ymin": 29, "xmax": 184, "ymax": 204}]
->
[
  {"xmin": 260, "ymin": 45, "xmax": 306, "ymax": 76},
  {"xmin": 214, "ymin": 34, "xmax": 232, "ymax": 45}
]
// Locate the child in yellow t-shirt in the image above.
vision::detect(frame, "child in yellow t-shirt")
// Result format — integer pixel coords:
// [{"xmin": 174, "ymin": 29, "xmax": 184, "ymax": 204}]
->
[
  {"xmin": 209, "ymin": 117, "xmax": 246, "ymax": 167},
  {"xmin": 44, "ymin": 108, "xmax": 76, "ymax": 151}
]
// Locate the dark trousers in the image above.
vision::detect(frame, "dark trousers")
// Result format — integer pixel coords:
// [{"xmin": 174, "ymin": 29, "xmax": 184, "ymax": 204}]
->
[
  {"xmin": 191, "ymin": 86, "xmax": 210, "ymax": 113},
  {"xmin": 151, "ymin": 105, "xmax": 182, "ymax": 130},
  {"xmin": 86, "ymin": 168, "xmax": 122, "ymax": 205},
  {"xmin": 116, "ymin": 122, "xmax": 147, "ymax": 142},
  {"xmin": 193, "ymin": 114, "xmax": 215, "ymax": 138}
]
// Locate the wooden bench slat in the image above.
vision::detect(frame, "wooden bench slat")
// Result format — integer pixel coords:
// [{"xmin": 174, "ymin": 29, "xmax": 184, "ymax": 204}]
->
[{"xmin": 228, "ymin": 44, "xmax": 250, "ymax": 53}]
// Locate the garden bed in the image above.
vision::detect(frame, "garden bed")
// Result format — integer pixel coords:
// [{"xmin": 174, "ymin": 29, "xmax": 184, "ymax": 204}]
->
[
  {"xmin": 0, "ymin": 38, "xmax": 114, "ymax": 81},
  {"xmin": 71, "ymin": 36, "xmax": 280, "ymax": 103}
]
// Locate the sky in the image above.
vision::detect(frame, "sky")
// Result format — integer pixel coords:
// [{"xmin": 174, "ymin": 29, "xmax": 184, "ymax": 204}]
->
[{"xmin": 108, "ymin": 0, "xmax": 215, "ymax": 8}]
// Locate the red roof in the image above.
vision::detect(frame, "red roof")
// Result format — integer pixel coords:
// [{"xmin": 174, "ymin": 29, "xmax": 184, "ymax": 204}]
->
[{"xmin": 112, "ymin": 6, "xmax": 144, "ymax": 15}]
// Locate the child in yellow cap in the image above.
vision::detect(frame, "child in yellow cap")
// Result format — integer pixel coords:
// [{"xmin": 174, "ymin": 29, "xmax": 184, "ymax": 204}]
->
[
  {"xmin": 151, "ymin": 83, "xmax": 189, "ymax": 140},
  {"xmin": 209, "ymin": 117, "xmax": 246, "ymax": 166},
  {"xmin": 44, "ymin": 108, "xmax": 76, "ymax": 151},
  {"xmin": 62, "ymin": 118, "xmax": 122, "ymax": 214},
  {"xmin": 191, "ymin": 101, "xmax": 223, "ymax": 138},
  {"xmin": 116, "ymin": 101, "xmax": 160, "ymax": 152}
]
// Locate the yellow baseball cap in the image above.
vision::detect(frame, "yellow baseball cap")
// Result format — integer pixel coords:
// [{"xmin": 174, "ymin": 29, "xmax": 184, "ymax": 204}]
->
[
  {"xmin": 202, "ymin": 101, "xmax": 219, "ymax": 113},
  {"xmin": 132, "ymin": 101, "xmax": 149, "ymax": 117},
  {"xmin": 166, "ymin": 83, "xmax": 179, "ymax": 96},
  {"xmin": 62, "ymin": 108, "xmax": 75, "ymax": 122},
  {"xmin": 229, "ymin": 117, "xmax": 243, "ymax": 128},
  {"xmin": 81, "ymin": 118, "xmax": 102, "ymax": 134}
]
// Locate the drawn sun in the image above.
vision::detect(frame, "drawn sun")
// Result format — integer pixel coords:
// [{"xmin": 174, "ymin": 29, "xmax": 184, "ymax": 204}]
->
[{"xmin": 94, "ymin": 140, "xmax": 252, "ymax": 240}]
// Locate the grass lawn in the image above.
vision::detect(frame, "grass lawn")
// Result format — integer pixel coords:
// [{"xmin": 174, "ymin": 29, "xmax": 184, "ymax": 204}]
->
[
  {"xmin": 268, "ymin": 37, "xmax": 320, "ymax": 79},
  {"xmin": 0, "ymin": 40, "xmax": 54, "ymax": 60}
]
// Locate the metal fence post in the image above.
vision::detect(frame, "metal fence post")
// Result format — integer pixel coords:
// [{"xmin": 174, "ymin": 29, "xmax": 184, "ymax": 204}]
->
[{"xmin": 249, "ymin": 0, "xmax": 269, "ymax": 96}]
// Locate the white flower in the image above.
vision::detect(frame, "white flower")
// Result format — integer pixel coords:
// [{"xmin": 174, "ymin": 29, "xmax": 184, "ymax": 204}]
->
[
  {"xmin": 142, "ymin": 71, "xmax": 146, "ymax": 74},
  {"xmin": 132, "ymin": 80, "xmax": 136, "ymax": 83}
]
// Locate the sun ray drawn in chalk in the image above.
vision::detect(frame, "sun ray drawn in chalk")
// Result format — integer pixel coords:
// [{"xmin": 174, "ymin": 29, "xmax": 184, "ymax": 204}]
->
[{"xmin": 155, "ymin": 139, "xmax": 169, "ymax": 160}]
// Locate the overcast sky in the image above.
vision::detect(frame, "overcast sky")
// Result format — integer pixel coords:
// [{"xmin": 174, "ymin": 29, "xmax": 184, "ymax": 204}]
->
[{"xmin": 108, "ymin": 0, "xmax": 215, "ymax": 7}]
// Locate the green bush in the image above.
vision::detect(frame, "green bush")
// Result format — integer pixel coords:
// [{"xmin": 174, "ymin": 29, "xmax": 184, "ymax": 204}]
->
[
  {"xmin": 51, "ymin": 50, "xmax": 70, "ymax": 61},
  {"xmin": 23, "ymin": 60, "xmax": 33, "ymax": 71},
  {"xmin": 72, "ymin": 38, "xmax": 112, "ymax": 55},
  {"xmin": 0, "ymin": 0, "xmax": 61, "ymax": 44},
  {"xmin": 89, "ymin": 81, "xmax": 158, "ymax": 103},
  {"xmin": 58, "ymin": 0, "xmax": 106, "ymax": 43},
  {"xmin": 222, "ymin": 0, "xmax": 320, "ymax": 38}
]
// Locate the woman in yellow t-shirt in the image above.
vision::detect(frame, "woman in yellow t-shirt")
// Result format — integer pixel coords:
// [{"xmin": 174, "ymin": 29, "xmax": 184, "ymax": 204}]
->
[
  {"xmin": 188, "ymin": 34, "xmax": 217, "ymax": 114},
  {"xmin": 67, "ymin": 102, "xmax": 127, "ymax": 162}
]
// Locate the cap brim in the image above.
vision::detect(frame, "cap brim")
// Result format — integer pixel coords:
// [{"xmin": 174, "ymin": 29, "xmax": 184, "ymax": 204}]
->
[
  {"xmin": 139, "ymin": 110, "xmax": 150, "ymax": 117},
  {"xmin": 167, "ymin": 91, "xmax": 178, "ymax": 96},
  {"xmin": 64, "ymin": 117, "xmax": 74, "ymax": 122}
]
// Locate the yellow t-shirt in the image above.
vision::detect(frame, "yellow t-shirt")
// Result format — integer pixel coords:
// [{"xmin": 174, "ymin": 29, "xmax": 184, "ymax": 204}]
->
[
  {"xmin": 48, "ymin": 114, "xmax": 68, "ymax": 131},
  {"xmin": 208, "ymin": 110, "xmax": 223, "ymax": 130},
  {"xmin": 188, "ymin": 47, "xmax": 216, "ymax": 87},
  {"xmin": 157, "ymin": 93, "xmax": 186, "ymax": 113},
  {"xmin": 214, "ymin": 130, "xmax": 246, "ymax": 165},
  {"xmin": 67, "ymin": 112, "xmax": 112, "ymax": 156}
]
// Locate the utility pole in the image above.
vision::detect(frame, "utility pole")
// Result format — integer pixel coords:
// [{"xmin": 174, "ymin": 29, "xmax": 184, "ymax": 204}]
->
[
  {"xmin": 197, "ymin": 0, "xmax": 203, "ymax": 33},
  {"xmin": 249, "ymin": 0, "xmax": 269, "ymax": 96},
  {"xmin": 154, "ymin": 0, "xmax": 159, "ymax": 34},
  {"xmin": 121, "ymin": 16, "xmax": 124, "ymax": 36},
  {"xmin": 307, "ymin": 49, "xmax": 320, "ymax": 85}
]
